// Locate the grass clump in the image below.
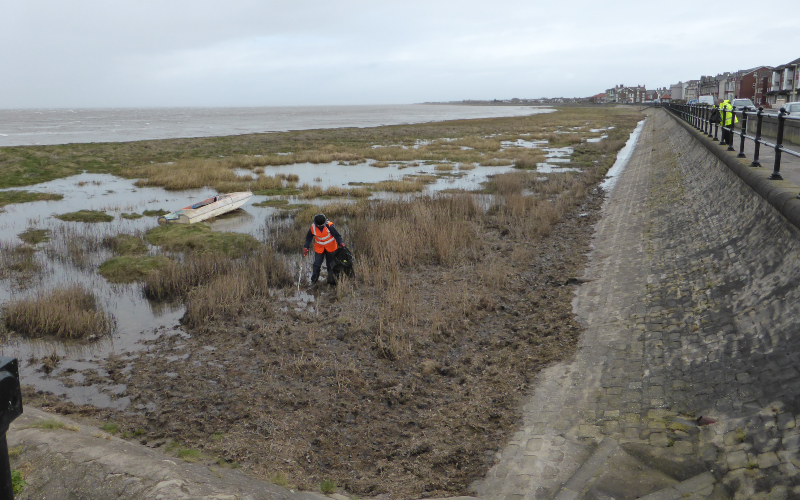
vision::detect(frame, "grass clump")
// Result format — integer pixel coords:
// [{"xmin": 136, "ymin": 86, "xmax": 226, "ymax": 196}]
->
[
  {"xmin": 271, "ymin": 473, "xmax": 288, "ymax": 486},
  {"xmin": 298, "ymin": 185, "xmax": 372, "ymax": 199},
  {"xmin": 142, "ymin": 209, "xmax": 169, "ymax": 216},
  {"xmin": 320, "ymin": 479, "xmax": 336, "ymax": 494},
  {"xmin": 252, "ymin": 199, "xmax": 289, "ymax": 208},
  {"xmin": 0, "ymin": 190, "xmax": 63, "ymax": 207},
  {"xmin": 177, "ymin": 448, "xmax": 201, "ymax": 462},
  {"xmin": 103, "ymin": 234, "xmax": 148, "ymax": 255},
  {"xmin": 120, "ymin": 212, "xmax": 143, "ymax": 220},
  {"xmin": 26, "ymin": 418, "xmax": 78, "ymax": 431},
  {"xmin": 55, "ymin": 210, "xmax": 114, "ymax": 223},
  {"xmin": 0, "ymin": 244, "xmax": 39, "ymax": 275},
  {"xmin": 252, "ymin": 187, "xmax": 301, "ymax": 196},
  {"xmin": 101, "ymin": 422, "xmax": 119, "ymax": 434},
  {"xmin": 3, "ymin": 285, "xmax": 116, "ymax": 339},
  {"xmin": 18, "ymin": 228, "xmax": 50, "ymax": 245},
  {"xmin": 372, "ymin": 180, "xmax": 425, "ymax": 193},
  {"xmin": 11, "ymin": 470, "xmax": 24, "ymax": 494},
  {"xmin": 145, "ymin": 223, "xmax": 261, "ymax": 257},
  {"xmin": 99, "ymin": 255, "xmax": 171, "ymax": 283}
]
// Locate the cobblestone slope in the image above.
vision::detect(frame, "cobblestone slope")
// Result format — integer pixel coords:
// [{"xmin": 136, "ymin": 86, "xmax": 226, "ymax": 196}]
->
[{"xmin": 474, "ymin": 109, "xmax": 800, "ymax": 500}]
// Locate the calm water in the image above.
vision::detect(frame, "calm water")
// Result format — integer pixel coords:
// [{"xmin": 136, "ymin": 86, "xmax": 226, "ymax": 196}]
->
[{"xmin": 0, "ymin": 104, "xmax": 554, "ymax": 147}]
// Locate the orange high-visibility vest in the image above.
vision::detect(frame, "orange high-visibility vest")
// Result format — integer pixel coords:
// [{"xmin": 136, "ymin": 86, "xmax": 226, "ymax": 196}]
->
[{"xmin": 311, "ymin": 221, "xmax": 338, "ymax": 253}]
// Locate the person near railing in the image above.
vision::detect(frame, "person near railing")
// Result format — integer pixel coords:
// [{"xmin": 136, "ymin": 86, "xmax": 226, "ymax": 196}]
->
[{"xmin": 720, "ymin": 99, "xmax": 738, "ymax": 146}]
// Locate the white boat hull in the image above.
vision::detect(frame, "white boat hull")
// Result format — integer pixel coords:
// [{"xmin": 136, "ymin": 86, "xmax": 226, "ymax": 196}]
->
[{"xmin": 158, "ymin": 192, "xmax": 253, "ymax": 224}]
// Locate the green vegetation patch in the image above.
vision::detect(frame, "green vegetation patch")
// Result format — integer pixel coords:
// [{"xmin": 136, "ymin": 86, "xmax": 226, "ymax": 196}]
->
[
  {"xmin": 18, "ymin": 228, "xmax": 50, "ymax": 245},
  {"xmin": 101, "ymin": 422, "xmax": 120, "ymax": 434},
  {"xmin": 177, "ymin": 448, "xmax": 201, "ymax": 462},
  {"xmin": 99, "ymin": 255, "xmax": 171, "ymax": 283},
  {"xmin": 252, "ymin": 199, "xmax": 289, "ymax": 208},
  {"xmin": 103, "ymin": 234, "xmax": 148, "ymax": 255},
  {"xmin": 11, "ymin": 470, "xmax": 24, "ymax": 494},
  {"xmin": 145, "ymin": 223, "xmax": 261, "ymax": 257},
  {"xmin": 55, "ymin": 210, "xmax": 114, "ymax": 223},
  {"xmin": 25, "ymin": 418, "xmax": 77, "ymax": 431},
  {"xmin": 120, "ymin": 212, "xmax": 143, "ymax": 220},
  {"xmin": 0, "ymin": 190, "xmax": 63, "ymax": 207},
  {"xmin": 143, "ymin": 209, "xmax": 169, "ymax": 216}
]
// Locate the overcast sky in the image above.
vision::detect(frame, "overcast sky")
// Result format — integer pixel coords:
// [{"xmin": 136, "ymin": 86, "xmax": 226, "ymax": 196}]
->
[{"xmin": 3, "ymin": 0, "xmax": 799, "ymax": 108}]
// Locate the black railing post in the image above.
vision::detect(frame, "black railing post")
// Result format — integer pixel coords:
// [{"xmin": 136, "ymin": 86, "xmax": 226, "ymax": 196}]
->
[
  {"xmin": 738, "ymin": 107, "xmax": 748, "ymax": 158},
  {"xmin": 727, "ymin": 106, "xmax": 736, "ymax": 151},
  {"xmin": 770, "ymin": 108, "xmax": 787, "ymax": 180},
  {"xmin": 713, "ymin": 109, "xmax": 719, "ymax": 141},
  {"xmin": 0, "ymin": 357, "xmax": 22, "ymax": 500},
  {"xmin": 751, "ymin": 107, "xmax": 763, "ymax": 168},
  {"xmin": 719, "ymin": 106, "xmax": 727, "ymax": 145}
]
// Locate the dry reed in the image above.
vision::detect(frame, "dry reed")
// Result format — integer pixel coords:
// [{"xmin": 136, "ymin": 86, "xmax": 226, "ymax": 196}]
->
[{"xmin": 3, "ymin": 286, "xmax": 115, "ymax": 339}]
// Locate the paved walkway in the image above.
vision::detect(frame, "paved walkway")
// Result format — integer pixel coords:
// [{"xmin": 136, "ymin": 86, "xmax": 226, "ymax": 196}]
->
[{"xmin": 474, "ymin": 108, "xmax": 800, "ymax": 499}]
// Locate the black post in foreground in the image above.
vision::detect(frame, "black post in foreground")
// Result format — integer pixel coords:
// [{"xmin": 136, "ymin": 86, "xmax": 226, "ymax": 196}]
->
[
  {"xmin": 751, "ymin": 107, "xmax": 764, "ymax": 168},
  {"xmin": 0, "ymin": 358, "xmax": 22, "ymax": 500},
  {"xmin": 738, "ymin": 107, "xmax": 749, "ymax": 158},
  {"xmin": 771, "ymin": 108, "xmax": 787, "ymax": 180}
]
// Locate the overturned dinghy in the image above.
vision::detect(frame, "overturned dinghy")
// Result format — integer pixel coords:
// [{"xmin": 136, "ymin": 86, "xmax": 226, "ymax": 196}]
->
[{"xmin": 157, "ymin": 192, "xmax": 253, "ymax": 224}]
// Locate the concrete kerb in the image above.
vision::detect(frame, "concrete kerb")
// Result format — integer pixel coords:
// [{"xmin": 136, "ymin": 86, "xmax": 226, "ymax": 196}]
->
[{"xmin": 666, "ymin": 111, "xmax": 800, "ymax": 232}]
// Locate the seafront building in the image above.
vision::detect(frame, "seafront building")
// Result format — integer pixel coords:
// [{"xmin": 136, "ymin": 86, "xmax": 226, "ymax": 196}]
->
[{"xmin": 594, "ymin": 56, "xmax": 799, "ymax": 108}]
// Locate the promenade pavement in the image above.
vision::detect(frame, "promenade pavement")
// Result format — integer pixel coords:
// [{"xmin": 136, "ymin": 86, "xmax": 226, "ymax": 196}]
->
[{"xmin": 474, "ymin": 108, "xmax": 800, "ymax": 499}]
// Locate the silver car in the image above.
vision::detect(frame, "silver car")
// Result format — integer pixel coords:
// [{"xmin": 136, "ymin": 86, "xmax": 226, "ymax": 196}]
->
[
  {"xmin": 783, "ymin": 102, "xmax": 800, "ymax": 114},
  {"xmin": 731, "ymin": 98, "xmax": 756, "ymax": 109}
]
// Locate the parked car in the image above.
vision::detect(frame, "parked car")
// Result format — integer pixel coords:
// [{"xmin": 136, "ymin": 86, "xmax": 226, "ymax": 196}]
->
[
  {"xmin": 783, "ymin": 102, "xmax": 800, "ymax": 114},
  {"xmin": 698, "ymin": 96, "xmax": 715, "ymax": 106},
  {"xmin": 731, "ymin": 98, "xmax": 755, "ymax": 109},
  {"xmin": 687, "ymin": 99, "xmax": 699, "ymax": 105}
]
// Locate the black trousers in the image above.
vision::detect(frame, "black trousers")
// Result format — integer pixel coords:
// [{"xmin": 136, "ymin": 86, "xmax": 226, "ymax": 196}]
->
[{"xmin": 311, "ymin": 250, "xmax": 334, "ymax": 283}]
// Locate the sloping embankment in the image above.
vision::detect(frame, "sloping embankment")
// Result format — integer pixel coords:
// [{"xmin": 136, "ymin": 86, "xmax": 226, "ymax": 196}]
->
[{"xmin": 641, "ymin": 109, "xmax": 800, "ymax": 496}]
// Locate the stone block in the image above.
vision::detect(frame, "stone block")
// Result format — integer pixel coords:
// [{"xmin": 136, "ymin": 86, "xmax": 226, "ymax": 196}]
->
[
  {"xmin": 673, "ymin": 440, "xmax": 694, "ymax": 455},
  {"xmin": 650, "ymin": 433, "xmax": 670, "ymax": 447},
  {"xmin": 758, "ymin": 452, "xmax": 780, "ymax": 469},
  {"xmin": 778, "ymin": 413, "xmax": 796, "ymax": 430},
  {"xmin": 727, "ymin": 450, "xmax": 749, "ymax": 470}
]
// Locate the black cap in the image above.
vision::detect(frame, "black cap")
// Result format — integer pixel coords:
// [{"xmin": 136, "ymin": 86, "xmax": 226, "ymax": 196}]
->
[{"xmin": 314, "ymin": 214, "xmax": 326, "ymax": 226}]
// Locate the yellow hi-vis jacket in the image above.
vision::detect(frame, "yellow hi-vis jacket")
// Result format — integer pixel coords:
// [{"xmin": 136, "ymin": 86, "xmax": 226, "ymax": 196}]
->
[{"xmin": 721, "ymin": 100, "xmax": 739, "ymax": 127}]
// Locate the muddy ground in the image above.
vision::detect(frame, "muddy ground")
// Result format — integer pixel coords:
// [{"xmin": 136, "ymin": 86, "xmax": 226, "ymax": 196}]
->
[{"xmin": 24, "ymin": 186, "xmax": 605, "ymax": 499}]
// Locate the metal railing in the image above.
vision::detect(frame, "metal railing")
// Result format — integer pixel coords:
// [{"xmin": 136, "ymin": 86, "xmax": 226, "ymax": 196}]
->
[{"xmin": 665, "ymin": 102, "xmax": 800, "ymax": 196}]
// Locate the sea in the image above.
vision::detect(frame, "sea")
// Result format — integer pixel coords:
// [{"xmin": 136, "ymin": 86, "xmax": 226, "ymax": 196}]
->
[{"xmin": 0, "ymin": 104, "xmax": 554, "ymax": 147}]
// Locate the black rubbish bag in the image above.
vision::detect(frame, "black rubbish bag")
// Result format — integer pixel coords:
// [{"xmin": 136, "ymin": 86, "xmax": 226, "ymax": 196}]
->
[
  {"xmin": 327, "ymin": 247, "xmax": 355, "ymax": 285},
  {"xmin": 709, "ymin": 108, "xmax": 721, "ymax": 124}
]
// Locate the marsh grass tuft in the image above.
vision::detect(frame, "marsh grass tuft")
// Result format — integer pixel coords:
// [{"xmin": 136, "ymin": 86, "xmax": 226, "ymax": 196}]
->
[
  {"xmin": 55, "ymin": 210, "xmax": 114, "ymax": 223},
  {"xmin": 0, "ymin": 190, "xmax": 63, "ymax": 207},
  {"xmin": 0, "ymin": 243, "xmax": 39, "ymax": 275},
  {"xmin": 18, "ymin": 229, "xmax": 50, "ymax": 245},
  {"xmin": 145, "ymin": 223, "xmax": 261, "ymax": 257},
  {"xmin": 142, "ymin": 209, "xmax": 169, "ymax": 216},
  {"xmin": 99, "ymin": 255, "xmax": 171, "ymax": 283},
  {"xmin": 253, "ymin": 199, "xmax": 290, "ymax": 208},
  {"xmin": 3, "ymin": 285, "xmax": 116, "ymax": 339},
  {"xmin": 120, "ymin": 212, "xmax": 143, "ymax": 220},
  {"xmin": 103, "ymin": 233, "xmax": 147, "ymax": 255}
]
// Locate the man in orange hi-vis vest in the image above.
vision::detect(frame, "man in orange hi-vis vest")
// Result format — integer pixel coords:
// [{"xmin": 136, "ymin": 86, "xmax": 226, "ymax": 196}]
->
[{"xmin": 303, "ymin": 213, "xmax": 345, "ymax": 285}]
